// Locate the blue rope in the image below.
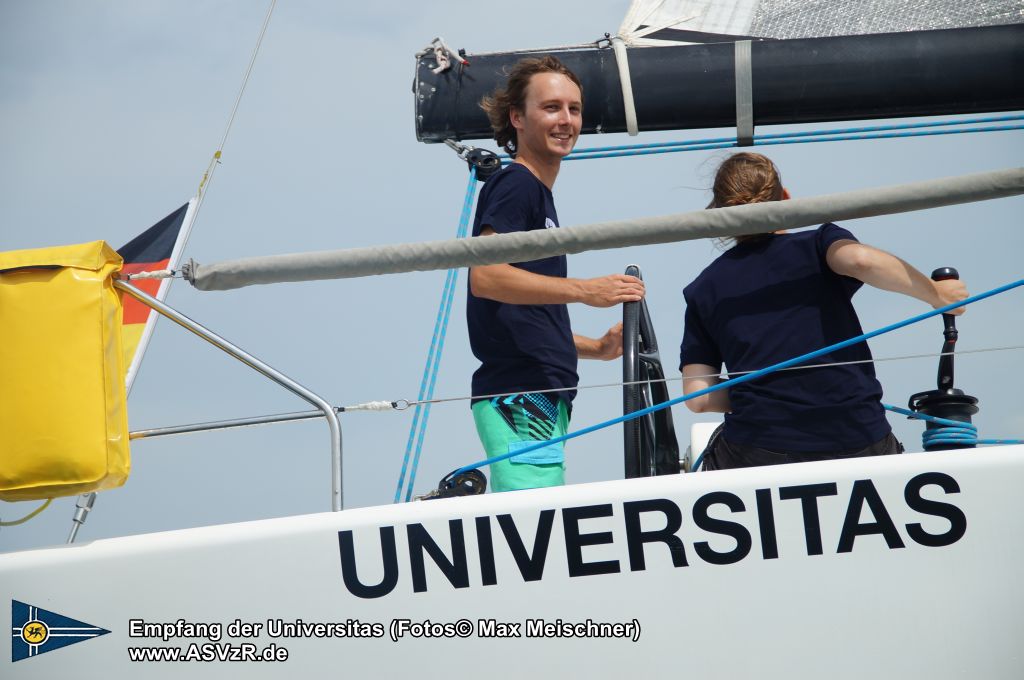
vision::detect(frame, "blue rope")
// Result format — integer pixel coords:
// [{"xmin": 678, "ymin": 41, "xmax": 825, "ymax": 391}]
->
[
  {"xmin": 562, "ymin": 114, "xmax": 1024, "ymax": 157},
  {"xmin": 690, "ymin": 404, "xmax": 1023, "ymax": 472},
  {"xmin": 394, "ymin": 167, "xmax": 478, "ymax": 503},
  {"xmin": 690, "ymin": 450, "xmax": 706, "ymax": 473},
  {"xmin": 493, "ymin": 121, "xmax": 1024, "ymax": 168},
  {"xmin": 452, "ymin": 278, "xmax": 1024, "ymax": 477},
  {"xmin": 563, "ymin": 124, "xmax": 1024, "ymax": 161},
  {"xmin": 883, "ymin": 403, "xmax": 1024, "ymax": 449}
]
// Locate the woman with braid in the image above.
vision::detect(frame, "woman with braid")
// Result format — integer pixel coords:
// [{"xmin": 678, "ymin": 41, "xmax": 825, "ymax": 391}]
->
[{"xmin": 680, "ymin": 152, "xmax": 969, "ymax": 469}]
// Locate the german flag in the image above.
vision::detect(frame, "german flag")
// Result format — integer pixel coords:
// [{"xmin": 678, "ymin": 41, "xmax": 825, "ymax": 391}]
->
[{"xmin": 117, "ymin": 199, "xmax": 196, "ymax": 390}]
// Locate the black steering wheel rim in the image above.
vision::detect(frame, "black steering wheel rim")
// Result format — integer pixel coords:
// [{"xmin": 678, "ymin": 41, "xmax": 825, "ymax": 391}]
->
[{"xmin": 622, "ymin": 265, "xmax": 681, "ymax": 478}]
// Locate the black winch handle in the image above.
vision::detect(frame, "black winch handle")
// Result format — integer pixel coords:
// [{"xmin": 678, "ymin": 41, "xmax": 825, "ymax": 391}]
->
[{"xmin": 932, "ymin": 267, "xmax": 959, "ymax": 391}]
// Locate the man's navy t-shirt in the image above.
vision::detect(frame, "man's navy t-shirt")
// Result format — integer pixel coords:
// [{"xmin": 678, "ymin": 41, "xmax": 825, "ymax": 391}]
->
[
  {"xmin": 679, "ymin": 223, "xmax": 890, "ymax": 452},
  {"xmin": 467, "ymin": 163, "xmax": 578, "ymax": 404}
]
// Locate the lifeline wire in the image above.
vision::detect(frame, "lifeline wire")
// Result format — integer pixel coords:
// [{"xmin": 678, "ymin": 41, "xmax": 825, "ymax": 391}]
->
[
  {"xmin": 394, "ymin": 167, "xmax": 478, "ymax": 503},
  {"xmin": 452, "ymin": 278, "xmax": 1024, "ymax": 477},
  {"xmin": 125, "ymin": 344, "xmax": 1024, "ymax": 443},
  {"xmin": 394, "ymin": 343, "xmax": 1024, "ymax": 410}
]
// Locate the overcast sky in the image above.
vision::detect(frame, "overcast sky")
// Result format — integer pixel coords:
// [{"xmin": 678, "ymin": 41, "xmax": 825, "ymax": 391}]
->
[{"xmin": 1, "ymin": 1, "xmax": 1021, "ymax": 554}]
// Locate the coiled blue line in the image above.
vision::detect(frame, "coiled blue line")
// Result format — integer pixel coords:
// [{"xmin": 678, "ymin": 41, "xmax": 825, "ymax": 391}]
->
[
  {"xmin": 691, "ymin": 403, "xmax": 1024, "ymax": 473},
  {"xmin": 883, "ymin": 403, "xmax": 1024, "ymax": 449},
  {"xmin": 394, "ymin": 167, "xmax": 478, "ymax": 502},
  {"xmin": 452, "ymin": 278, "xmax": 1024, "ymax": 478}
]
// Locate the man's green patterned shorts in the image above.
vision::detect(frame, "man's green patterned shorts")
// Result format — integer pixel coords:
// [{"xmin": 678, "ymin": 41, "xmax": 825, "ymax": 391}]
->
[{"xmin": 472, "ymin": 393, "xmax": 570, "ymax": 492}]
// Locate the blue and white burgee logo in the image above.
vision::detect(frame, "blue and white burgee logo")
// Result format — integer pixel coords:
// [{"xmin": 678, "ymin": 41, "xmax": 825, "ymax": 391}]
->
[
  {"xmin": 11, "ymin": 600, "xmax": 109, "ymax": 662},
  {"xmin": 544, "ymin": 217, "xmax": 557, "ymax": 229}
]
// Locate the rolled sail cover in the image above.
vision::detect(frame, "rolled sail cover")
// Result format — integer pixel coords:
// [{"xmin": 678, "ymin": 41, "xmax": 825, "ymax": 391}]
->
[{"xmin": 414, "ymin": 24, "xmax": 1024, "ymax": 143}]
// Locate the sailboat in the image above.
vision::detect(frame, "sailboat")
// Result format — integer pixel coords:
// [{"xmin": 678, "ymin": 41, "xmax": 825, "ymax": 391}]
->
[{"xmin": 2, "ymin": 1, "xmax": 1023, "ymax": 677}]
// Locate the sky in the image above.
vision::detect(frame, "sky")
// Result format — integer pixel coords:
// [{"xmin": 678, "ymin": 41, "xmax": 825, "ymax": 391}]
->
[{"xmin": 1, "ymin": 1, "xmax": 1021, "ymax": 554}]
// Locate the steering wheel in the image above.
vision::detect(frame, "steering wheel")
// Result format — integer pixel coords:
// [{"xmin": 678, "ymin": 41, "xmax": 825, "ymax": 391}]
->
[{"xmin": 622, "ymin": 265, "xmax": 681, "ymax": 478}]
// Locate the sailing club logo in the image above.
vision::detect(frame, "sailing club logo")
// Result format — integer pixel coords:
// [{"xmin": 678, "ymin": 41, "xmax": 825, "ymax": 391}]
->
[{"xmin": 10, "ymin": 600, "xmax": 110, "ymax": 662}]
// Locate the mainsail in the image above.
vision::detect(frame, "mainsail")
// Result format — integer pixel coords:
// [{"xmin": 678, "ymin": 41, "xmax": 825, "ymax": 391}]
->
[{"xmin": 618, "ymin": 0, "xmax": 1022, "ymax": 45}]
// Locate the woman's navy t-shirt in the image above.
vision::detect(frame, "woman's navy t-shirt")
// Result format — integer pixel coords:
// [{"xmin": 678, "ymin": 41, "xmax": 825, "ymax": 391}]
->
[
  {"xmin": 679, "ymin": 223, "xmax": 890, "ymax": 452},
  {"xmin": 467, "ymin": 163, "xmax": 578, "ymax": 404}
]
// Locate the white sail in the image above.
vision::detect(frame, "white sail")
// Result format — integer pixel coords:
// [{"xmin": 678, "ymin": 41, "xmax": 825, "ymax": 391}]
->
[{"xmin": 618, "ymin": 0, "xmax": 1024, "ymax": 46}]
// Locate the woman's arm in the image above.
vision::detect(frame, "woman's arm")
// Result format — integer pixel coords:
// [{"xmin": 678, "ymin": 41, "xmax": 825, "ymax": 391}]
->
[
  {"xmin": 682, "ymin": 363, "xmax": 731, "ymax": 413},
  {"xmin": 825, "ymin": 240, "xmax": 969, "ymax": 314}
]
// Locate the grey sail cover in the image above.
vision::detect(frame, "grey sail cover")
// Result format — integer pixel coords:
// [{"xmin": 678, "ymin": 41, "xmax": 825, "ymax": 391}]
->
[{"xmin": 186, "ymin": 168, "xmax": 1024, "ymax": 291}]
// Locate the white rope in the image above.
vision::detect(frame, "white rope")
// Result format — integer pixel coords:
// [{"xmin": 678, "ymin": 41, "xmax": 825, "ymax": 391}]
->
[
  {"xmin": 123, "ymin": 270, "xmax": 176, "ymax": 281},
  {"xmin": 342, "ymin": 400, "xmax": 400, "ymax": 412},
  {"xmin": 427, "ymin": 37, "xmax": 468, "ymax": 75},
  {"xmin": 431, "ymin": 39, "xmax": 451, "ymax": 74}
]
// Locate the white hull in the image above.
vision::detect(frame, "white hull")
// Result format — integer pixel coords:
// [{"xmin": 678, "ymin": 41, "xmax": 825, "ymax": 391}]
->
[{"xmin": 4, "ymin": 446, "xmax": 1022, "ymax": 678}]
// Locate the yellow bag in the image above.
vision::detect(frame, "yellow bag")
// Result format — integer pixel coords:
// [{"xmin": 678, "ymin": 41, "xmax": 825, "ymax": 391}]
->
[{"xmin": 0, "ymin": 241, "xmax": 131, "ymax": 501}]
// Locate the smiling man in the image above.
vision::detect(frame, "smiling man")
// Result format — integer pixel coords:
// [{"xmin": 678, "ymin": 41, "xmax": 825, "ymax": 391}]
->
[{"xmin": 468, "ymin": 56, "xmax": 645, "ymax": 492}]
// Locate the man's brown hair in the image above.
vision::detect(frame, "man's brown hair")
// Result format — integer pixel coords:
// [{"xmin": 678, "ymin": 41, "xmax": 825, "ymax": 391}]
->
[{"xmin": 480, "ymin": 55, "xmax": 583, "ymax": 157}]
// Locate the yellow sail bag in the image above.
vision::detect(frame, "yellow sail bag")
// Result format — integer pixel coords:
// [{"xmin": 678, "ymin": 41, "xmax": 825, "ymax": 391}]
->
[{"xmin": 0, "ymin": 241, "xmax": 130, "ymax": 501}]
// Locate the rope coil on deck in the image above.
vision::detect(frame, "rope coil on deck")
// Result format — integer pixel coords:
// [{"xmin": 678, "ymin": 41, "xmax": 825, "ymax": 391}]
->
[{"xmin": 883, "ymin": 404, "xmax": 1024, "ymax": 448}]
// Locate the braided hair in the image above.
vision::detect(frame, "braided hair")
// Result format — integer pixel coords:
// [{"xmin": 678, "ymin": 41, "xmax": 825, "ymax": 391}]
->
[{"xmin": 708, "ymin": 152, "xmax": 785, "ymax": 244}]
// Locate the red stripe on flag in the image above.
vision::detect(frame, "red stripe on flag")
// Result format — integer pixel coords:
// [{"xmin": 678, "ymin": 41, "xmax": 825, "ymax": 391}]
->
[{"xmin": 121, "ymin": 259, "xmax": 169, "ymax": 324}]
